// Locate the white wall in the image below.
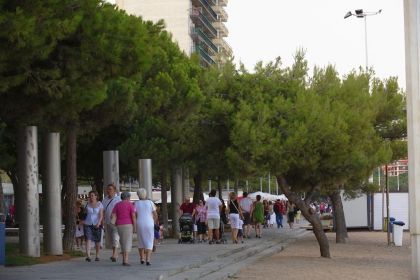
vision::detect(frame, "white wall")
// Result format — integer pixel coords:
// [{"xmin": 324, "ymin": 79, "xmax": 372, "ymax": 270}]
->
[
  {"xmin": 373, "ymin": 192, "xmax": 409, "ymax": 230},
  {"xmin": 341, "ymin": 192, "xmax": 369, "ymax": 228},
  {"xmin": 121, "ymin": 0, "xmax": 191, "ymax": 54}
]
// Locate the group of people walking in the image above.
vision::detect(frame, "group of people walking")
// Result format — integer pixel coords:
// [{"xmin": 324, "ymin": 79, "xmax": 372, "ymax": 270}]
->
[
  {"xmin": 76, "ymin": 184, "xmax": 158, "ymax": 266},
  {"xmin": 177, "ymin": 190, "xmax": 302, "ymax": 246},
  {"xmin": 76, "ymin": 186, "xmax": 304, "ymax": 266}
]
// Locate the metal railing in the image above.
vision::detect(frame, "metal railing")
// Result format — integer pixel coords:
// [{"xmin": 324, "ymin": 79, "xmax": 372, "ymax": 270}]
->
[
  {"xmin": 200, "ymin": 0, "xmax": 218, "ymax": 20},
  {"xmin": 197, "ymin": 29, "xmax": 218, "ymax": 53},
  {"xmin": 196, "ymin": 46, "xmax": 215, "ymax": 64},
  {"xmin": 190, "ymin": 9, "xmax": 217, "ymax": 37}
]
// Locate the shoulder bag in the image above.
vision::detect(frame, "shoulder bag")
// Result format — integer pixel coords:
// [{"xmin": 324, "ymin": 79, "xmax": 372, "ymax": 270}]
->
[{"xmin": 230, "ymin": 200, "xmax": 244, "ymax": 220}]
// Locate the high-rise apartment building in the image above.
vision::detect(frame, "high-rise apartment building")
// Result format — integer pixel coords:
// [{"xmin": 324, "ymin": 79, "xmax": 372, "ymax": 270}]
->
[{"xmin": 115, "ymin": 0, "xmax": 232, "ymax": 66}]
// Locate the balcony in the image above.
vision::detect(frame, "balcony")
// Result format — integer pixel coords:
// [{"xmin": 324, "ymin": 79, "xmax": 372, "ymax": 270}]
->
[
  {"xmin": 192, "ymin": 0, "xmax": 218, "ymax": 21},
  {"xmin": 197, "ymin": 29, "xmax": 218, "ymax": 53},
  {"xmin": 212, "ymin": 5, "xmax": 228, "ymax": 22},
  {"xmin": 213, "ymin": 37, "xmax": 233, "ymax": 55},
  {"xmin": 195, "ymin": 46, "xmax": 215, "ymax": 65},
  {"xmin": 212, "ymin": 21, "xmax": 228, "ymax": 37},
  {"xmin": 190, "ymin": 27, "xmax": 218, "ymax": 53},
  {"xmin": 209, "ymin": 0, "xmax": 227, "ymax": 6},
  {"xmin": 190, "ymin": 8, "xmax": 218, "ymax": 38}
]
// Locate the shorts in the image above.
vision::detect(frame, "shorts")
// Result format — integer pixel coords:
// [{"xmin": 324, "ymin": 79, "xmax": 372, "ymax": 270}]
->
[
  {"xmin": 207, "ymin": 218, "xmax": 220, "ymax": 229},
  {"xmin": 193, "ymin": 224, "xmax": 197, "ymax": 232},
  {"xmin": 242, "ymin": 212, "xmax": 251, "ymax": 225},
  {"xmin": 237, "ymin": 229, "xmax": 244, "ymax": 237},
  {"xmin": 105, "ymin": 224, "xmax": 120, "ymax": 248}
]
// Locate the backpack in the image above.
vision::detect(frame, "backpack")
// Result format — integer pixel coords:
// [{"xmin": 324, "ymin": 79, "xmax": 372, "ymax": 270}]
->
[{"xmin": 274, "ymin": 203, "xmax": 280, "ymax": 214}]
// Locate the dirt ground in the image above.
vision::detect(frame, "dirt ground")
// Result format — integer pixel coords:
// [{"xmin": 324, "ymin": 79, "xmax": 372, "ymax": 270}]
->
[
  {"xmin": 234, "ymin": 230, "xmax": 411, "ymax": 280},
  {"xmin": 37, "ymin": 253, "xmax": 76, "ymax": 264}
]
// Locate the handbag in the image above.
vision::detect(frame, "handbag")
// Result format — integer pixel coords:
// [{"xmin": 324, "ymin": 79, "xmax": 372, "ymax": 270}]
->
[{"xmin": 110, "ymin": 214, "xmax": 117, "ymax": 226}]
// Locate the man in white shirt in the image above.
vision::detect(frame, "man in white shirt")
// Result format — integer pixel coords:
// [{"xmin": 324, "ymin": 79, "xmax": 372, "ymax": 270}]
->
[
  {"xmin": 239, "ymin": 192, "xmax": 254, "ymax": 238},
  {"xmin": 206, "ymin": 189, "xmax": 222, "ymax": 244},
  {"xmin": 101, "ymin": 184, "xmax": 121, "ymax": 262}
]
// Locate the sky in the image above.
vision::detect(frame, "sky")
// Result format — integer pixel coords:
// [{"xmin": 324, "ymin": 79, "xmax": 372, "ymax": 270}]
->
[{"xmin": 225, "ymin": 0, "xmax": 406, "ymax": 88}]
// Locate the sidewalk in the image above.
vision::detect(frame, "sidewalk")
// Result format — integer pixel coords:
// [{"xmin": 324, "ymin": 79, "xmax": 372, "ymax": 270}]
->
[{"xmin": 0, "ymin": 221, "xmax": 311, "ymax": 280}]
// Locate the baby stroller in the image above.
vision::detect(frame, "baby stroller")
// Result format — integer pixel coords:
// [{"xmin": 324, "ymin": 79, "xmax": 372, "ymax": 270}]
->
[{"xmin": 178, "ymin": 213, "xmax": 195, "ymax": 244}]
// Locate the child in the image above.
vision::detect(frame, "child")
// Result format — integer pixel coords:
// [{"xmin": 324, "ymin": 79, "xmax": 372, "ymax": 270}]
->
[
  {"xmin": 238, "ymin": 219, "xmax": 244, "ymax": 243},
  {"xmin": 158, "ymin": 222, "xmax": 164, "ymax": 244}
]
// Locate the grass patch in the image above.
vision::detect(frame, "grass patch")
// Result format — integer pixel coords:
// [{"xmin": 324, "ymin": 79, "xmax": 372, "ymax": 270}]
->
[
  {"xmin": 5, "ymin": 244, "xmax": 43, "ymax": 266},
  {"xmin": 64, "ymin": 250, "xmax": 85, "ymax": 257},
  {"xmin": 5, "ymin": 244, "xmax": 85, "ymax": 266}
]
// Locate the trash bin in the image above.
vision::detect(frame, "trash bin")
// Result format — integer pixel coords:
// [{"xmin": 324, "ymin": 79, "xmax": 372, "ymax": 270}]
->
[
  {"xmin": 393, "ymin": 221, "xmax": 405, "ymax": 247},
  {"xmin": 389, "ymin": 217, "xmax": 396, "ymax": 233}
]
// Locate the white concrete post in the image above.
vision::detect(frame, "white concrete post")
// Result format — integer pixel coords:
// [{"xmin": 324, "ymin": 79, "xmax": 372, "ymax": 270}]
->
[
  {"xmin": 42, "ymin": 133, "xmax": 63, "ymax": 255},
  {"xmin": 182, "ymin": 168, "xmax": 189, "ymax": 199},
  {"xmin": 18, "ymin": 126, "xmax": 40, "ymax": 257},
  {"xmin": 139, "ymin": 159, "xmax": 152, "ymax": 197},
  {"xmin": 404, "ymin": 1, "xmax": 420, "ymax": 277},
  {"xmin": 103, "ymin": 151, "xmax": 120, "ymax": 194}
]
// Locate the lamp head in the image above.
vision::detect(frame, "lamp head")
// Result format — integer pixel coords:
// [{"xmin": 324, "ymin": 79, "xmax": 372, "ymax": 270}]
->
[
  {"xmin": 344, "ymin": 11, "xmax": 352, "ymax": 19},
  {"xmin": 355, "ymin": 9, "xmax": 364, "ymax": 18}
]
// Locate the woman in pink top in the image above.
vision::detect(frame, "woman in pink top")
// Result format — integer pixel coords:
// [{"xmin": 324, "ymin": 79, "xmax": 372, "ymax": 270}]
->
[
  {"xmin": 111, "ymin": 191, "xmax": 136, "ymax": 266},
  {"xmin": 195, "ymin": 200, "xmax": 207, "ymax": 242}
]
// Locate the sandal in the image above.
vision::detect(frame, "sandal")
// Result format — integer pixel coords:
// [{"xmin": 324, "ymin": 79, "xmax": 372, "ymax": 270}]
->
[
  {"xmin": 122, "ymin": 261, "xmax": 131, "ymax": 266},
  {"xmin": 95, "ymin": 258, "xmax": 100, "ymax": 261},
  {"xmin": 85, "ymin": 257, "xmax": 91, "ymax": 262},
  {"xmin": 110, "ymin": 256, "xmax": 117, "ymax": 262},
  {"xmin": 146, "ymin": 259, "xmax": 151, "ymax": 266},
  {"xmin": 141, "ymin": 259, "xmax": 145, "ymax": 264}
]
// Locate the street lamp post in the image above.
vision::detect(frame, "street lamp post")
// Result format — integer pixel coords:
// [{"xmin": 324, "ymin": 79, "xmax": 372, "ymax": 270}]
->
[{"xmin": 344, "ymin": 9, "xmax": 382, "ymax": 70}]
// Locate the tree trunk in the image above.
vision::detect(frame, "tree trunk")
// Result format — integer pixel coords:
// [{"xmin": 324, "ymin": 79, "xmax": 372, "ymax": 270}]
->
[
  {"xmin": 62, "ymin": 124, "xmax": 78, "ymax": 250},
  {"xmin": 7, "ymin": 170, "xmax": 19, "ymax": 224},
  {"xmin": 193, "ymin": 171, "xmax": 203, "ymax": 204},
  {"xmin": 234, "ymin": 178, "xmax": 239, "ymax": 194},
  {"xmin": 160, "ymin": 166, "xmax": 168, "ymax": 236},
  {"xmin": 328, "ymin": 186, "xmax": 348, "ymax": 243},
  {"xmin": 276, "ymin": 175, "xmax": 331, "ymax": 258}
]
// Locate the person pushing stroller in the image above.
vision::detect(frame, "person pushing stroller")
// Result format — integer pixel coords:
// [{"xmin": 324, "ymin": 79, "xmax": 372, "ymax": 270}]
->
[{"xmin": 179, "ymin": 196, "xmax": 196, "ymax": 242}]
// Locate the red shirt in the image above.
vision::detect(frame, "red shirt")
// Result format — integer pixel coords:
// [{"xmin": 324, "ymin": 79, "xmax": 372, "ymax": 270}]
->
[{"xmin": 180, "ymin": 202, "xmax": 196, "ymax": 215}]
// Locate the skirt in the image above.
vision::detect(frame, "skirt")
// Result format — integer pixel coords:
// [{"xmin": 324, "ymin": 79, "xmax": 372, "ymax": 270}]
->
[
  {"xmin": 117, "ymin": 224, "xmax": 133, "ymax": 253},
  {"xmin": 84, "ymin": 225, "xmax": 102, "ymax": 243}
]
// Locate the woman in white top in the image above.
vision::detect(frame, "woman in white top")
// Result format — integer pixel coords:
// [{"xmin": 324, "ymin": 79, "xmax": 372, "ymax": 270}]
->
[
  {"xmin": 134, "ymin": 188, "xmax": 157, "ymax": 266},
  {"xmin": 83, "ymin": 190, "xmax": 103, "ymax": 262}
]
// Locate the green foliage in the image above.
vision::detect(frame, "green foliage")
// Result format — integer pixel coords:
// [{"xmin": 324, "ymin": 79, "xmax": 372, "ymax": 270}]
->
[{"xmin": 227, "ymin": 50, "xmax": 394, "ymax": 197}]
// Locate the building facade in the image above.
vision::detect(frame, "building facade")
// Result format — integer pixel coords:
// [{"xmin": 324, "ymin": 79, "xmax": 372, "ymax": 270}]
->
[{"xmin": 116, "ymin": 0, "xmax": 232, "ymax": 66}]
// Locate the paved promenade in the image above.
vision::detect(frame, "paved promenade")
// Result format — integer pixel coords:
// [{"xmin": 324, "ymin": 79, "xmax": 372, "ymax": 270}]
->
[{"xmin": 0, "ymin": 221, "xmax": 311, "ymax": 280}]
